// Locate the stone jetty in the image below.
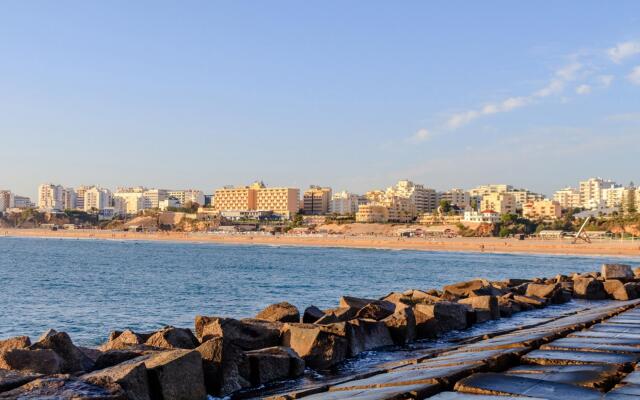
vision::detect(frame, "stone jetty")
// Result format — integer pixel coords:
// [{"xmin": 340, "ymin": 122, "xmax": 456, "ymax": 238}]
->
[{"xmin": 2, "ymin": 263, "xmax": 640, "ymax": 399}]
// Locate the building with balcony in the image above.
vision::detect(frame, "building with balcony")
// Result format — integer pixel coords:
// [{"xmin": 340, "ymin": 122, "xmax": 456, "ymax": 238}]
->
[
  {"xmin": 522, "ymin": 199, "xmax": 562, "ymax": 220},
  {"xmin": 303, "ymin": 186, "xmax": 332, "ymax": 215}
]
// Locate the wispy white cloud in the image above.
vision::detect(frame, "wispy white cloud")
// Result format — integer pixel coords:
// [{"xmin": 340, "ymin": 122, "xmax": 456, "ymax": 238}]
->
[
  {"xmin": 628, "ymin": 66, "xmax": 640, "ymax": 85},
  {"xmin": 606, "ymin": 112, "xmax": 640, "ymax": 122},
  {"xmin": 598, "ymin": 75, "xmax": 614, "ymax": 88},
  {"xmin": 409, "ymin": 128, "xmax": 432, "ymax": 143},
  {"xmin": 410, "ymin": 40, "xmax": 630, "ymax": 143},
  {"xmin": 608, "ymin": 41, "xmax": 640, "ymax": 63},
  {"xmin": 576, "ymin": 84, "xmax": 591, "ymax": 95},
  {"xmin": 443, "ymin": 63, "xmax": 581, "ymax": 130}
]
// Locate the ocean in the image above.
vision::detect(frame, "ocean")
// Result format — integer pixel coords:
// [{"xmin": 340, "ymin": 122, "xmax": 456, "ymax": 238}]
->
[{"xmin": 1, "ymin": 236, "xmax": 638, "ymax": 347}]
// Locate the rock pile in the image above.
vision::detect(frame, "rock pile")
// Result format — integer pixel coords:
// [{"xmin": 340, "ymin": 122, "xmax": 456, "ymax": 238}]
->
[{"xmin": 0, "ymin": 263, "xmax": 638, "ymax": 399}]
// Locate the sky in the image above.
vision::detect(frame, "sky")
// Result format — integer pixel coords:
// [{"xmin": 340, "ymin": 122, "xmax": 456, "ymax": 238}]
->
[{"xmin": 1, "ymin": 1, "xmax": 639, "ymax": 199}]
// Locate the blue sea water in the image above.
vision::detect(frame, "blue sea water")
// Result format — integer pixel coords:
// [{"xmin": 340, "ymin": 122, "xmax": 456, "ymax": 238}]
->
[{"xmin": 1, "ymin": 236, "xmax": 638, "ymax": 346}]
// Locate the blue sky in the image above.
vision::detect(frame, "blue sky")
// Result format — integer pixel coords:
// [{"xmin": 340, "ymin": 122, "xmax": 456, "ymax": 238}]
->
[{"xmin": 1, "ymin": 1, "xmax": 639, "ymax": 199}]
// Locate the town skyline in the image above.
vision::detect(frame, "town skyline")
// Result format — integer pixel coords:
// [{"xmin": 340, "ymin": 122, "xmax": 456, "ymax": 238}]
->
[{"xmin": 1, "ymin": 2, "xmax": 639, "ymax": 199}]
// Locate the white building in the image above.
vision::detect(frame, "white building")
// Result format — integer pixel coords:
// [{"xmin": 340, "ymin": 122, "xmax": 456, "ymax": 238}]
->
[
  {"xmin": 143, "ymin": 189, "xmax": 168, "ymax": 209},
  {"xmin": 553, "ymin": 187, "xmax": 581, "ymax": 210},
  {"xmin": 62, "ymin": 188, "xmax": 76, "ymax": 211},
  {"xmin": 386, "ymin": 180, "xmax": 437, "ymax": 213},
  {"xmin": 168, "ymin": 190, "xmax": 205, "ymax": 206},
  {"xmin": 438, "ymin": 189, "xmax": 470, "ymax": 208},
  {"xmin": 329, "ymin": 191, "xmax": 360, "ymax": 215},
  {"xmin": 463, "ymin": 210, "xmax": 501, "ymax": 224},
  {"xmin": 0, "ymin": 190, "xmax": 14, "ymax": 212},
  {"xmin": 84, "ymin": 187, "xmax": 112, "ymax": 212},
  {"xmin": 38, "ymin": 184, "xmax": 65, "ymax": 211},
  {"xmin": 159, "ymin": 197, "xmax": 181, "ymax": 211},
  {"xmin": 113, "ymin": 189, "xmax": 146, "ymax": 215},
  {"xmin": 579, "ymin": 177, "xmax": 620, "ymax": 209}
]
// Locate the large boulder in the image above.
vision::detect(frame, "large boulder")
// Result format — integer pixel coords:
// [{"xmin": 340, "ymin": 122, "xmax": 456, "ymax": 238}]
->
[
  {"xmin": 197, "ymin": 317, "xmax": 281, "ymax": 350},
  {"xmin": 82, "ymin": 359, "xmax": 150, "ymax": 400},
  {"xmin": 302, "ymin": 306, "xmax": 325, "ymax": 323},
  {"xmin": 255, "ymin": 302, "xmax": 300, "ymax": 323},
  {"xmin": 245, "ymin": 346, "xmax": 305, "ymax": 385},
  {"xmin": 458, "ymin": 295, "xmax": 499, "ymax": 322},
  {"xmin": 143, "ymin": 349, "xmax": 206, "ymax": 400},
  {"xmin": 573, "ymin": 277, "xmax": 607, "ymax": 300},
  {"xmin": 145, "ymin": 326, "xmax": 198, "ymax": 350},
  {"xmin": 339, "ymin": 296, "xmax": 394, "ymax": 312},
  {"xmin": 0, "ymin": 369, "xmax": 41, "ymax": 393},
  {"xmin": 602, "ymin": 264, "xmax": 634, "ymax": 281},
  {"xmin": 525, "ymin": 283, "xmax": 568, "ymax": 304},
  {"xmin": 101, "ymin": 330, "xmax": 149, "ymax": 351},
  {"xmin": 413, "ymin": 301, "xmax": 468, "ymax": 338},
  {"xmin": 380, "ymin": 292, "xmax": 412, "ymax": 307},
  {"xmin": 314, "ymin": 307, "xmax": 358, "ymax": 324},
  {"xmin": 513, "ymin": 295, "xmax": 546, "ymax": 308},
  {"xmin": 346, "ymin": 319, "xmax": 394, "ymax": 356},
  {"xmin": 29, "ymin": 329, "xmax": 94, "ymax": 373},
  {"xmin": 0, "ymin": 349, "xmax": 62, "ymax": 374},
  {"xmin": 443, "ymin": 279, "xmax": 501, "ymax": 298},
  {"xmin": 196, "ymin": 337, "xmax": 250, "ymax": 397},
  {"xmin": 408, "ymin": 290, "xmax": 444, "ymax": 304},
  {"xmin": 0, "ymin": 376, "xmax": 123, "ymax": 399},
  {"xmin": 281, "ymin": 323, "xmax": 348, "ymax": 370},
  {"xmin": 93, "ymin": 349, "xmax": 150, "ymax": 370},
  {"xmin": 603, "ymin": 280, "xmax": 639, "ymax": 301},
  {"xmin": 355, "ymin": 303, "xmax": 395, "ymax": 320},
  {"xmin": 382, "ymin": 306, "xmax": 416, "ymax": 345},
  {"xmin": 0, "ymin": 336, "xmax": 31, "ymax": 352}
]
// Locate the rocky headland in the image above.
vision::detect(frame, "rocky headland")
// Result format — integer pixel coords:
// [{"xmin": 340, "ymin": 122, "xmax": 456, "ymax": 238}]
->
[{"xmin": 1, "ymin": 263, "xmax": 640, "ymax": 399}]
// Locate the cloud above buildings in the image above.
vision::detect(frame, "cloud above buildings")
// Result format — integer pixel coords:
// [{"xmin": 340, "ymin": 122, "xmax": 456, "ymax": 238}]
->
[
  {"xmin": 410, "ymin": 39, "xmax": 639, "ymax": 143},
  {"xmin": 608, "ymin": 41, "xmax": 640, "ymax": 63},
  {"xmin": 628, "ymin": 66, "xmax": 640, "ymax": 85}
]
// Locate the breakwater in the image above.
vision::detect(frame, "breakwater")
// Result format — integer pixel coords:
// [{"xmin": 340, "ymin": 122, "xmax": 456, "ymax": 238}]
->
[{"xmin": 1, "ymin": 263, "xmax": 639, "ymax": 399}]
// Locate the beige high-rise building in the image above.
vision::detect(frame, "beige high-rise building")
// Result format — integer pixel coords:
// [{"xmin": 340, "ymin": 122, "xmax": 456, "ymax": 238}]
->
[
  {"xmin": 386, "ymin": 180, "xmax": 437, "ymax": 213},
  {"xmin": 0, "ymin": 190, "xmax": 14, "ymax": 212},
  {"xmin": 38, "ymin": 183, "xmax": 65, "ymax": 211},
  {"xmin": 84, "ymin": 187, "xmax": 112, "ymax": 211},
  {"xmin": 114, "ymin": 189, "xmax": 146, "ymax": 215},
  {"xmin": 355, "ymin": 204, "xmax": 389, "ymax": 223},
  {"xmin": 364, "ymin": 190, "xmax": 386, "ymax": 204},
  {"xmin": 438, "ymin": 189, "xmax": 470, "ymax": 209},
  {"xmin": 469, "ymin": 184, "xmax": 513, "ymax": 198},
  {"xmin": 213, "ymin": 181, "xmax": 299, "ymax": 219},
  {"xmin": 303, "ymin": 186, "xmax": 332, "ymax": 215},
  {"xmin": 383, "ymin": 196, "xmax": 417, "ymax": 223},
  {"xmin": 553, "ymin": 187, "xmax": 581, "ymax": 209},
  {"xmin": 579, "ymin": 177, "xmax": 619, "ymax": 209},
  {"xmin": 481, "ymin": 192, "xmax": 516, "ymax": 215},
  {"xmin": 74, "ymin": 185, "xmax": 92, "ymax": 210},
  {"xmin": 522, "ymin": 200, "xmax": 562, "ymax": 220}
]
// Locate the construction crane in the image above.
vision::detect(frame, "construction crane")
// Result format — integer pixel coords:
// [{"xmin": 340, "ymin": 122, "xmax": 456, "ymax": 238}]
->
[{"xmin": 572, "ymin": 216, "xmax": 592, "ymax": 244}]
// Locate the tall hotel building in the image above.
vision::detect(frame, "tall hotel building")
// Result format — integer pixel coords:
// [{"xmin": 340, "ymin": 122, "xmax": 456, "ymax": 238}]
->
[{"xmin": 213, "ymin": 181, "xmax": 299, "ymax": 219}]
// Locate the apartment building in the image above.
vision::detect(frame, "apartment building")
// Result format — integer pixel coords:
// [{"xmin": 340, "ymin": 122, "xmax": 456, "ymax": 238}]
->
[
  {"xmin": 13, "ymin": 196, "xmax": 32, "ymax": 209},
  {"xmin": 74, "ymin": 185, "xmax": 92, "ymax": 210},
  {"xmin": 38, "ymin": 184, "xmax": 65, "ymax": 211},
  {"xmin": 62, "ymin": 188, "xmax": 76, "ymax": 211},
  {"xmin": 579, "ymin": 177, "xmax": 619, "ymax": 209},
  {"xmin": 329, "ymin": 191, "xmax": 360, "ymax": 215},
  {"xmin": 386, "ymin": 180, "xmax": 437, "ymax": 213},
  {"xmin": 168, "ymin": 190, "xmax": 205, "ymax": 206},
  {"xmin": 0, "ymin": 190, "xmax": 14, "ymax": 212},
  {"xmin": 507, "ymin": 190, "xmax": 545, "ymax": 210},
  {"xmin": 469, "ymin": 184, "xmax": 514, "ymax": 198},
  {"xmin": 522, "ymin": 199, "xmax": 562, "ymax": 220},
  {"xmin": 113, "ymin": 189, "xmax": 146, "ymax": 215},
  {"xmin": 355, "ymin": 204, "xmax": 389, "ymax": 223},
  {"xmin": 480, "ymin": 192, "xmax": 516, "ymax": 215},
  {"xmin": 143, "ymin": 189, "xmax": 168, "ymax": 209},
  {"xmin": 84, "ymin": 187, "xmax": 112, "ymax": 211},
  {"xmin": 463, "ymin": 210, "xmax": 500, "ymax": 224},
  {"xmin": 384, "ymin": 196, "xmax": 418, "ymax": 223},
  {"xmin": 256, "ymin": 187, "xmax": 299, "ymax": 218},
  {"xmin": 553, "ymin": 187, "xmax": 581, "ymax": 209},
  {"xmin": 213, "ymin": 181, "xmax": 299, "ymax": 219},
  {"xmin": 438, "ymin": 189, "xmax": 470, "ymax": 208},
  {"xmin": 303, "ymin": 186, "xmax": 332, "ymax": 215},
  {"xmin": 364, "ymin": 190, "xmax": 386, "ymax": 204}
]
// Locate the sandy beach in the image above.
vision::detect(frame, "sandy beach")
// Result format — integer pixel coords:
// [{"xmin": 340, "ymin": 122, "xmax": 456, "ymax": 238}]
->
[{"xmin": 2, "ymin": 228, "xmax": 640, "ymax": 258}]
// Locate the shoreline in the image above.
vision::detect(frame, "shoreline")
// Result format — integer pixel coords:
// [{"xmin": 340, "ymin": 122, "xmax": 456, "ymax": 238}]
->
[{"xmin": 3, "ymin": 228, "xmax": 640, "ymax": 258}]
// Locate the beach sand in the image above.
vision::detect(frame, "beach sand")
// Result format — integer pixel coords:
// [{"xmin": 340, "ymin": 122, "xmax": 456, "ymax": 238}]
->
[{"xmin": 2, "ymin": 228, "xmax": 640, "ymax": 258}]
